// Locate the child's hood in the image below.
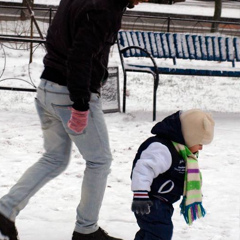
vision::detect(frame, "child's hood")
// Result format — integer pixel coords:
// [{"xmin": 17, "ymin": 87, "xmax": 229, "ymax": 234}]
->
[{"xmin": 151, "ymin": 111, "xmax": 185, "ymax": 145}]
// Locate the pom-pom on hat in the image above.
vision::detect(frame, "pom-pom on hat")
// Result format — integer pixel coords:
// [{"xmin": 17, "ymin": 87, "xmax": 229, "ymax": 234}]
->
[{"xmin": 180, "ymin": 109, "xmax": 215, "ymax": 148}]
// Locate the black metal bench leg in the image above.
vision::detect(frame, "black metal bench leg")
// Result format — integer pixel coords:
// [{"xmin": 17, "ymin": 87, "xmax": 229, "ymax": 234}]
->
[
  {"xmin": 153, "ymin": 90, "xmax": 156, "ymax": 121},
  {"xmin": 153, "ymin": 73, "xmax": 159, "ymax": 121},
  {"xmin": 123, "ymin": 71, "xmax": 127, "ymax": 113}
]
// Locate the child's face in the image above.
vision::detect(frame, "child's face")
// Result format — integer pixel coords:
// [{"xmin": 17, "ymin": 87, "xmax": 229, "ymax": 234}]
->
[{"xmin": 189, "ymin": 144, "xmax": 203, "ymax": 153}]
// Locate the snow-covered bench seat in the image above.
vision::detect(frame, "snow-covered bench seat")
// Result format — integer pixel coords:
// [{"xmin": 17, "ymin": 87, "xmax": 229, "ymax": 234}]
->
[{"xmin": 117, "ymin": 30, "xmax": 240, "ymax": 120}]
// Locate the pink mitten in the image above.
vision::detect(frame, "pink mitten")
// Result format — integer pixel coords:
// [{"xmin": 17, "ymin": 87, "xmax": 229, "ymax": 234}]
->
[{"xmin": 67, "ymin": 108, "xmax": 89, "ymax": 133}]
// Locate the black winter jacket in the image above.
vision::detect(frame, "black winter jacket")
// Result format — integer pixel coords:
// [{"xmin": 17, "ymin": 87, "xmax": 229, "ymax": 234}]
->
[
  {"xmin": 41, "ymin": 0, "xmax": 129, "ymax": 110},
  {"xmin": 131, "ymin": 111, "xmax": 187, "ymax": 204}
]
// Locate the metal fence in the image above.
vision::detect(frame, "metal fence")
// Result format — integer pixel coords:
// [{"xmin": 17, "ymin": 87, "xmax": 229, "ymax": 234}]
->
[
  {"xmin": 122, "ymin": 14, "xmax": 240, "ymax": 37},
  {"xmin": 0, "ymin": 36, "xmax": 120, "ymax": 113},
  {"xmin": 0, "ymin": 37, "xmax": 45, "ymax": 87},
  {"xmin": 0, "ymin": 5, "xmax": 55, "ymax": 38},
  {"xmin": 1, "ymin": 4, "xmax": 240, "ymax": 38}
]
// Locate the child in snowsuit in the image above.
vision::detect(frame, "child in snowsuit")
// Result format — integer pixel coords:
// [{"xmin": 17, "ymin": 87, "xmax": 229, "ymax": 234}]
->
[{"xmin": 131, "ymin": 109, "xmax": 215, "ymax": 240}]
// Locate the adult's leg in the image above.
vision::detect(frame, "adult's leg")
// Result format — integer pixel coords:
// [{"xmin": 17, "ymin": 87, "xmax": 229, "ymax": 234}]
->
[
  {"xmin": 53, "ymin": 93, "xmax": 113, "ymax": 234},
  {"xmin": 0, "ymin": 81, "xmax": 72, "ymax": 221}
]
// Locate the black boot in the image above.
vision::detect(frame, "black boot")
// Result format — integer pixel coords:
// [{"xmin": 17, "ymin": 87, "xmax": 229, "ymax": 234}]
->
[
  {"xmin": 0, "ymin": 212, "xmax": 19, "ymax": 240},
  {"xmin": 72, "ymin": 227, "xmax": 123, "ymax": 240}
]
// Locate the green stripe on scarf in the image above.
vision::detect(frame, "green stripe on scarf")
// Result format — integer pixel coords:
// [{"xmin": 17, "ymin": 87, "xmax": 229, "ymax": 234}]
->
[
  {"xmin": 186, "ymin": 181, "xmax": 201, "ymax": 191},
  {"xmin": 172, "ymin": 141, "xmax": 206, "ymax": 225}
]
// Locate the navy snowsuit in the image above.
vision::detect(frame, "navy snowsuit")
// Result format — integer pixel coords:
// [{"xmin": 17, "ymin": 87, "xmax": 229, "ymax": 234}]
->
[{"xmin": 131, "ymin": 111, "xmax": 186, "ymax": 240}]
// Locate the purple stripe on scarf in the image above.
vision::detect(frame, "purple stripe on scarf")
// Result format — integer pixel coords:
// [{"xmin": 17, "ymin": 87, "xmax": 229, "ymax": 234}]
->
[
  {"xmin": 195, "ymin": 205, "xmax": 199, "ymax": 218},
  {"xmin": 187, "ymin": 169, "xmax": 200, "ymax": 173},
  {"xmin": 191, "ymin": 207, "xmax": 194, "ymax": 221}
]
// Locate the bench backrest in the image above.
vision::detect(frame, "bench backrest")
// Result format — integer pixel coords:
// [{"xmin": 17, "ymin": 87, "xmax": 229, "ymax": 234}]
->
[{"xmin": 118, "ymin": 30, "xmax": 240, "ymax": 63}]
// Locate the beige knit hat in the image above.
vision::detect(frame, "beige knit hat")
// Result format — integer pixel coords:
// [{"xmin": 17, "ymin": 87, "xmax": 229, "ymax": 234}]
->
[{"xmin": 180, "ymin": 109, "xmax": 215, "ymax": 148}]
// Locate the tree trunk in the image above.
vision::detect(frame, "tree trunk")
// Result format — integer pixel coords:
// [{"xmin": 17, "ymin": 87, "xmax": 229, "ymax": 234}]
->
[{"xmin": 211, "ymin": 0, "xmax": 222, "ymax": 33}]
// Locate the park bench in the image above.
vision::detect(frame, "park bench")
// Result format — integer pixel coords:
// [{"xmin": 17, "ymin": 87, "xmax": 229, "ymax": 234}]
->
[{"xmin": 117, "ymin": 30, "xmax": 240, "ymax": 121}]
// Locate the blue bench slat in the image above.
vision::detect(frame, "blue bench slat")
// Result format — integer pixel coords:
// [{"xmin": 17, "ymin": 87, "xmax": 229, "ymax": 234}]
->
[
  {"xmin": 119, "ymin": 31, "xmax": 131, "ymax": 57},
  {"xmin": 161, "ymin": 66, "xmax": 240, "ymax": 76},
  {"xmin": 154, "ymin": 33, "xmax": 165, "ymax": 58},
  {"xmin": 218, "ymin": 37, "xmax": 227, "ymax": 61},
  {"xmin": 212, "ymin": 37, "xmax": 221, "ymax": 61},
  {"xmin": 173, "ymin": 33, "xmax": 183, "ymax": 58},
  {"xmin": 136, "ymin": 31, "xmax": 148, "ymax": 57},
  {"xmin": 118, "ymin": 31, "xmax": 123, "ymax": 46},
  {"xmin": 160, "ymin": 33, "xmax": 170, "ymax": 58},
  {"xmin": 205, "ymin": 36, "xmax": 214, "ymax": 61},
  {"xmin": 192, "ymin": 35, "xmax": 202, "ymax": 60},
  {"xmin": 123, "ymin": 31, "xmax": 136, "ymax": 57},
  {"xmin": 126, "ymin": 31, "xmax": 137, "ymax": 56},
  {"xmin": 186, "ymin": 35, "xmax": 195, "ymax": 59},
  {"xmin": 130, "ymin": 31, "xmax": 142, "ymax": 57},
  {"xmin": 167, "ymin": 33, "xmax": 176, "ymax": 58},
  {"xmin": 234, "ymin": 37, "xmax": 240, "ymax": 61},
  {"xmin": 142, "ymin": 31, "xmax": 152, "ymax": 56},
  {"xmin": 181, "ymin": 34, "xmax": 189, "ymax": 59},
  {"xmin": 226, "ymin": 38, "xmax": 235, "ymax": 61},
  {"xmin": 126, "ymin": 64, "xmax": 240, "ymax": 77},
  {"xmin": 148, "ymin": 32, "xmax": 159, "ymax": 57},
  {"xmin": 199, "ymin": 36, "xmax": 208, "ymax": 60}
]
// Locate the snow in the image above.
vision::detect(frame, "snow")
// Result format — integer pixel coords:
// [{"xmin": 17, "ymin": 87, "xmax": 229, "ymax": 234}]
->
[
  {"xmin": 132, "ymin": 1, "xmax": 240, "ymax": 19},
  {"xmin": 0, "ymin": 1, "xmax": 240, "ymax": 240}
]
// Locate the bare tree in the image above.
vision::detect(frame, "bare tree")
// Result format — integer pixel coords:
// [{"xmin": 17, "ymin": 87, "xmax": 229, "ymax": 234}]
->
[{"xmin": 211, "ymin": 0, "xmax": 222, "ymax": 33}]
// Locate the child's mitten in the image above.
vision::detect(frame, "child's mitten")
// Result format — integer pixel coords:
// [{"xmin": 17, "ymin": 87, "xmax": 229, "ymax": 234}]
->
[{"xmin": 131, "ymin": 191, "xmax": 153, "ymax": 215}]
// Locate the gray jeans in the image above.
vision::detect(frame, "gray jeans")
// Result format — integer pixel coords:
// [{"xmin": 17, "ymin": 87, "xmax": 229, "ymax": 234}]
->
[{"xmin": 0, "ymin": 79, "xmax": 112, "ymax": 234}]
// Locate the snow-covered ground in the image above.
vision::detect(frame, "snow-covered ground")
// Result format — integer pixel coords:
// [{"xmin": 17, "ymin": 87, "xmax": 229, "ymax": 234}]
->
[{"xmin": 0, "ymin": 1, "xmax": 240, "ymax": 240}]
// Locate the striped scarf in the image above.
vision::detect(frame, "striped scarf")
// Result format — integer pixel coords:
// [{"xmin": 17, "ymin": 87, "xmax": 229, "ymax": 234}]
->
[{"xmin": 172, "ymin": 141, "xmax": 206, "ymax": 225}]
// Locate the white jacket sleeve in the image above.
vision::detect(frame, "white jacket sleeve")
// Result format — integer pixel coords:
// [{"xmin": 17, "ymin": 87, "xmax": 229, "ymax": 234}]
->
[{"xmin": 131, "ymin": 142, "xmax": 172, "ymax": 192}]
